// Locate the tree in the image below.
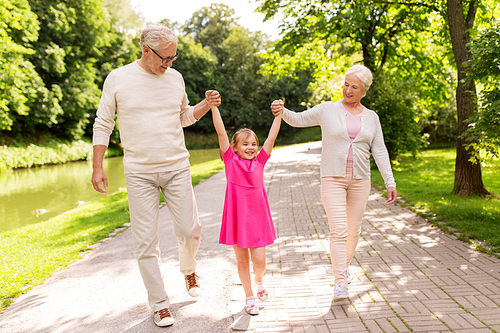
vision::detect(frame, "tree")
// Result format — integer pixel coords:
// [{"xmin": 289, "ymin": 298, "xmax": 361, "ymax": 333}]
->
[
  {"xmin": 24, "ymin": 0, "xmax": 113, "ymax": 139},
  {"xmin": 170, "ymin": 35, "xmax": 217, "ymax": 132},
  {"xmin": 464, "ymin": 24, "xmax": 500, "ymax": 171},
  {"xmin": 0, "ymin": 0, "xmax": 48, "ymax": 132},
  {"xmin": 182, "ymin": 3, "xmax": 238, "ymax": 59}
]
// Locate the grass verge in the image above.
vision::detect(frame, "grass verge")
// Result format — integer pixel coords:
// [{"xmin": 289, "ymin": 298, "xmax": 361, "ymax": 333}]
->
[
  {"xmin": 371, "ymin": 148, "xmax": 500, "ymax": 255},
  {"xmin": 0, "ymin": 159, "xmax": 224, "ymax": 312}
]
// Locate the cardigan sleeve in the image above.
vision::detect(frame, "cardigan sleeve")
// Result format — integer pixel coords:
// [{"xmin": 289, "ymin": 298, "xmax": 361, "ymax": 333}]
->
[
  {"xmin": 282, "ymin": 104, "xmax": 324, "ymax": 128},
  {"xmin": 370, "ymin": 115, "xmax": 396, "ymax": 188}
]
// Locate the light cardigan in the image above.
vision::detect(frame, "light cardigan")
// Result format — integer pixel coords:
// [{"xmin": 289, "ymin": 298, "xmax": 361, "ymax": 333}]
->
[
  {"xmin": 283, "ymin": 101, "xmax": 396, "ymax": 188},
  {"xmin": 93, "ymin": 61, "xmax": 198, "ymax": 174}
]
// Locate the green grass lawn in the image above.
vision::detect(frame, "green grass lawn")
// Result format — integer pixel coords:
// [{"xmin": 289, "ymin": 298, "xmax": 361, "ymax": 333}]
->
[
  {"xmin": 0, "ymin": 159, "xmax": 224, "ymax": 311},
  {"xmin": 371, "ymin": 148, "xmax": 500, "ymax": 255}
]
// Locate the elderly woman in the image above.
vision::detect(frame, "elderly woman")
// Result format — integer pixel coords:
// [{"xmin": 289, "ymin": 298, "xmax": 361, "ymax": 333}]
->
[{"xmin": 271, "ymin": 64, "xmax": 397, "ymax": 301}]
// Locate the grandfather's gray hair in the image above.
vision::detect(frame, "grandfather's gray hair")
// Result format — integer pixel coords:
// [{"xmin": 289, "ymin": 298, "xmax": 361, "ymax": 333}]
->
[
  {"xmin": 140, "ymin": 24, "xmax": 177, "ymax": 48},
  {"xmin": 345, "ymin": 64, "xmax": 373, "ymax": 90}
]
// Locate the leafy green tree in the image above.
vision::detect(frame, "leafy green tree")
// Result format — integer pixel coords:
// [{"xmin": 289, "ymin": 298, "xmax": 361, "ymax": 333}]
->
[
  {"xmin": 24, "ymin": 0, "xmax": 111, "ymax": 139},
  {"xmin": 465, "ymin": 24, "xmax": 500, "ymax": 170},
  {"xmin": 444, "ymin": 0, "xmax": 497, "ymax": 195},
  {"xmin": 0, "ymin": 0, "xmax": 46, "ymax": 132},
  {"xmin": 182, "ymin": 3, "xmax": 238, "ymax": 59},
  {"xmin": 171, "ymin": 35, "xmax": 217, "ymax": 132}
]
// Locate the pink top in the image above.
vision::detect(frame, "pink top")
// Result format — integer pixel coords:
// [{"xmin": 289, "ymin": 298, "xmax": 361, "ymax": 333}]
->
[
  {"xmin": 340, "ymin": 101, "xmax": 365, "ymax": 167},
  {"xmin": 219, "ymin": 147, "xmax": 276, "ymax": 248}
]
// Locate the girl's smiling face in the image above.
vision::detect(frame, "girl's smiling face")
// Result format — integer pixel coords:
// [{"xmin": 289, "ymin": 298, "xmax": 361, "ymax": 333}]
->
[{"xmin": 233, "ymin": 133, "xmax": 258, "ymax": 160}]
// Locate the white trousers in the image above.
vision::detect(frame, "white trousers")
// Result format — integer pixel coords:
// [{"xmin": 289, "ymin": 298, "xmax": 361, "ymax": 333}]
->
[
  {"xmin": 125, "ymin": 168, "xmax": 201, "ymax": 312},
  {"xmin": 321, "ymin": 168, "xmax": 370, "ymax": 287}
]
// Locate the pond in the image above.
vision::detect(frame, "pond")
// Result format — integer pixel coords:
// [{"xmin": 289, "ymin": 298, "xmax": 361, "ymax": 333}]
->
[{"xmin": 0, "ymin": 148, "xmax": 221, "ymax": 233}]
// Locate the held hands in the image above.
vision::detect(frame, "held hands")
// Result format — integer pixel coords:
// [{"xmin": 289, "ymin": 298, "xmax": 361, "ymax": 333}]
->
[
  {"xmin": 271, "ymin": 99, "xmax": 284, "ymax": 117},
  {"xmin": 386, "ymin": 187, "xmax": 398, "ymax": 205},
  {"xmin": 205, "ymin": 90, "xmax": 221, "ymax": 108}
]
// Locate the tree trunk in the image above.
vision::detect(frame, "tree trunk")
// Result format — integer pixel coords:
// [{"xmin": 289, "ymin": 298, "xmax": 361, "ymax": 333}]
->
[{"xmin": 446, "ymin": 0, "xmax": 491, "ymax": 196}]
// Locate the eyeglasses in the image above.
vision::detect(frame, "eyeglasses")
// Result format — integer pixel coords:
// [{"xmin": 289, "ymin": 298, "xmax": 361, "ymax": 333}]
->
[{"xmin": 146, "ymin": 45, "xmax": 179, "ymax": 63}]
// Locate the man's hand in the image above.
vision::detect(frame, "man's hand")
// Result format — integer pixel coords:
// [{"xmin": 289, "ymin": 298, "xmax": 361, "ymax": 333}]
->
[
  {"xmin": 205, "ymin": 90, "xmax": 221, "ymax": 108},
  {"xmin": 271, "ymin": 99, "xmax": 284, "ymax": 117},
  {"xmin": 91, "ymin": 167, "xmax": 108, "ymax": 193}
]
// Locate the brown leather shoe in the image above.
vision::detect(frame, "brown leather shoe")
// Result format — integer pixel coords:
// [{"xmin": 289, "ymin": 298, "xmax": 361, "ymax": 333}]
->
[
  {"xmin": 154, "ymin": 308, "xmax": 174, "ymax": 327},
  {"xmin": 185, "ymin": 272, "xmax": 201, "ymax": 297}
]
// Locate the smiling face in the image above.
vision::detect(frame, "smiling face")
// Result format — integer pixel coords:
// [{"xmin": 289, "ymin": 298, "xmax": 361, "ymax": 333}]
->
[
  {"xmin": 342, "ymin": 74, "xmax": 368, "ymax": 104},
  {"xmin": 232, "ymin": 132, "xmax": 259, "ymax": 160},
  {"xmin": 143, "ymin": 41, "xmax": 177, "ymax": 75}
]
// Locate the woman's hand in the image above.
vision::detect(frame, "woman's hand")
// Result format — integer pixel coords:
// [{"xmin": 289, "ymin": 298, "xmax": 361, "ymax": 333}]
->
[
  {"xmin": 271, "ymin": 99, "xmax": 284, "ymax": 116},
  {"xmin": 386, "ymin": 187, "xmax": 398, "ymax": 205}
]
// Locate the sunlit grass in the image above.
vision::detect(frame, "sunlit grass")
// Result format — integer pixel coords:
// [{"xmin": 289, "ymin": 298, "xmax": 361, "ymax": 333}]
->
[
  {"xmin": 0, "ymin": 191, "xmax": 130, "ymax": 310},
  {"xmin": 371, "ymin": 149, "xmax": 500, "ymax": 254}
]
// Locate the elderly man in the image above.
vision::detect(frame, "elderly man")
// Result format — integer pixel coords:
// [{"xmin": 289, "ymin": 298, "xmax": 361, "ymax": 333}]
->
[{"xmin": 91, "ymin": 24, "xmax": 221, "ymax": 327}]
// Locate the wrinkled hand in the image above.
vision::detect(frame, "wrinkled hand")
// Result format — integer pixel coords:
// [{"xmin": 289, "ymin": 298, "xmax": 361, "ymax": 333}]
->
[
  {"xmin": 386, "ymin": 187, "xmax": 398, "ymax": 205},
  {"xmin": 91, "ymin": 167, "xmax": 108, "ymax": 194},
  {"xmin": 205, "ymin": 90, "xmax": 221, "ymax": 108},
  {"xmin": 271, "ymin": 99, "xmax": 284, "ymax": 117}
]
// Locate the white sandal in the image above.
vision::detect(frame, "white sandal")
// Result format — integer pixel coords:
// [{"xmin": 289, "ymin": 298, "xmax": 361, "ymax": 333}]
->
[
  {"xmin": 245, "ymin": 296, "xmax": 259, "ymax": 315},
  {"xmin": 255, "ymin": 279, "xmax": 268, "ymax": 302}
]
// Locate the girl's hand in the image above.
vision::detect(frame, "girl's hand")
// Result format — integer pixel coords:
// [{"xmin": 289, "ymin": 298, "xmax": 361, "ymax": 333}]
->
[{"xmin": 271, "ymin": 99, "xmax": 284, "ymax": 117}]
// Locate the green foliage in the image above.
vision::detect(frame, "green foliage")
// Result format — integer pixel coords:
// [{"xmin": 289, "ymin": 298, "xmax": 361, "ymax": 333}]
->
[
  {"xmin": 0, "ymin": 137, "xmax": 93, "ymax": 172},
  {"xmin": 182, "ymin": 3, "xmax": 238, "ymax": 59},
  {"xmin": 257, "ymin": 0, "xmax": 435, "ymax": 73},
  {"xmin": 1, "ymin": 0, "xmax": 143, "ymax": 142},
  {"xmin": 464, "ymin": 24, "xmax": 500, "ymax": 167},
  {"xmin": 371, "ymin": 149, "xmax": 500, "ymax": 253},
  {"xmin": 24, "ymin": 0, "xmax": 111, "ymax": 138},
  {"xmin": 171, "ymin": 35, "xmax": 217, "ymax": 132},
  {"xmin": 0, "ymin": 0, "xmax": 42, "ymax": 131},
  {"xmin": 363, "ymin": 73, "xmax": 424, "ymax": 159}
]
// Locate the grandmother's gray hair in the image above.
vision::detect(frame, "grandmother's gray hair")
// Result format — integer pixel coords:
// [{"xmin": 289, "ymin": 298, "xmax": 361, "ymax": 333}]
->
[
  {"xmin": 140, "ymin": 24, "xmax": 177, "ymax": 49},
  {"xmin": 345, "ymin": 64, "xmax": 373, "ymax": 91}
]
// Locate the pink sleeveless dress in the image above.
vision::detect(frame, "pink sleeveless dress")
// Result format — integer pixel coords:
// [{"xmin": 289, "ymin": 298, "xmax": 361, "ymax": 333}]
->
[{"xmin": 219, "ymin": 147, "xmax": 276, "ymax": 248}]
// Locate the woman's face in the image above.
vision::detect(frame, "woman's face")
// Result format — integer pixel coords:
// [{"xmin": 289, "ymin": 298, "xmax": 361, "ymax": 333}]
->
[{"xmin": 342, "ymin": 74, "xmax": 367, "ymax": 104}]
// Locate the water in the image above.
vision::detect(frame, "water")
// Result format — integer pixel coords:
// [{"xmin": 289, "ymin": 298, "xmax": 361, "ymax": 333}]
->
[{"xmin": 0, "ymin": 148, "xmax": 221, "ymax": 233}]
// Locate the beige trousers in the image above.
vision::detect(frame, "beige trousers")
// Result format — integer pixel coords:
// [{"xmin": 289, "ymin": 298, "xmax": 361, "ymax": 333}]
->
[
  {"xmin": 321, "ymin": 168, "xmax": 370, "ymax": 287},
  {"xmin": 125, "ymin": 167, "xmax": 201, "ymax": 312}
]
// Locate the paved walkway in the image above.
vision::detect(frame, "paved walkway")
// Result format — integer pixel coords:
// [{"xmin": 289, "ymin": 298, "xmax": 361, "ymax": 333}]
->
[{"xmin": 1, "ymin": 142, "xmax": 499, "ymax": 332}]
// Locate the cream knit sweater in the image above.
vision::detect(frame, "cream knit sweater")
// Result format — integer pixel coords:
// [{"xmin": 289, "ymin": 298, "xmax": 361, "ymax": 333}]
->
[
  {"xmin": 283, "ymin": 101, "xmax": 396, "ymax": 188},
  {"xmin": 93, "ymin": 61, "xmax": 197, "ymax": 174}
]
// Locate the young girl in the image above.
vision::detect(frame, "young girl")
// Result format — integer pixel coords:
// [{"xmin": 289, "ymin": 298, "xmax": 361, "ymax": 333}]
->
[{"xmin": 210, "ymin": 104, "xmax": 282, "ymax": 315}]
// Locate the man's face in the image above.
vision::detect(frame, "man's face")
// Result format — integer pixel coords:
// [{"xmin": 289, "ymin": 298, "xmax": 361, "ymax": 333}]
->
[{"xmin": 144, "ymin": 42, "xmax": 177, "ymax": 75}]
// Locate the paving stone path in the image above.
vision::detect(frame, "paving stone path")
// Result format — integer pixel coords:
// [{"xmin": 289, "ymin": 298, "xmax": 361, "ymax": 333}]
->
[{"xmin": 229, "ymin": 141, "xmax": 500, "ymax": 333}]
